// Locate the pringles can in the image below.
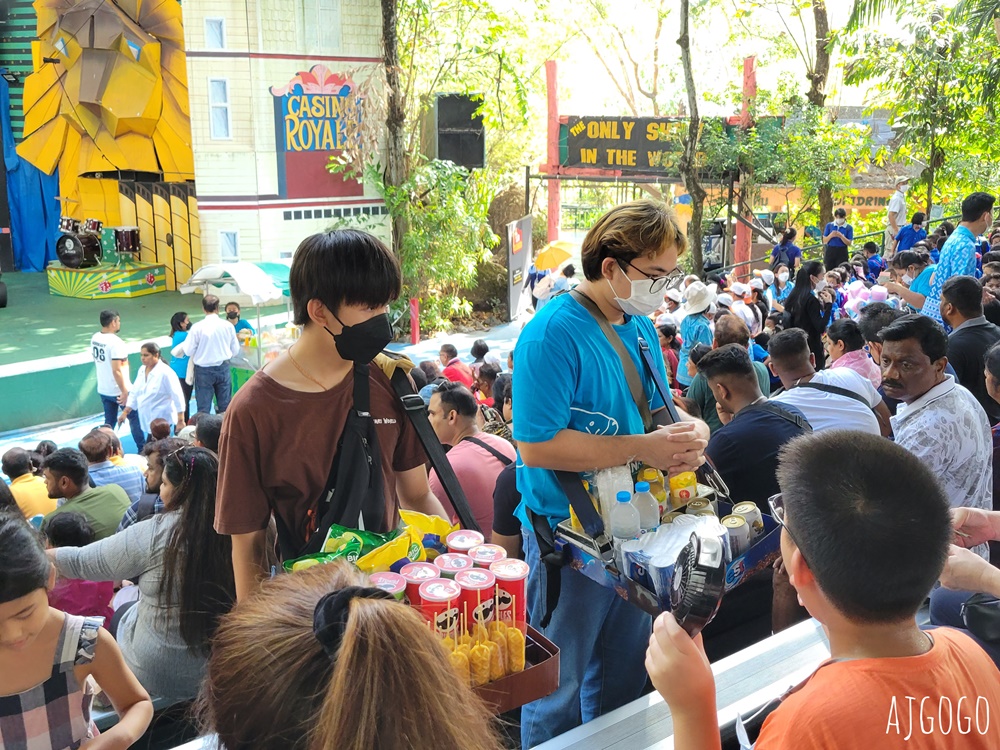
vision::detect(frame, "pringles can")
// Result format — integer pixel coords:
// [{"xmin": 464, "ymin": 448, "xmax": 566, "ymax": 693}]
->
[
  {"xmin": 490, "ymin": 558, "xmax": 529, "ymax": 632},
  {"xmin": 368, "ymin": 571, "xmax": 406, "ymax": 601},
  {"xmin": 468, "ymin": 544, "xmax": 507, "ymax": 568},
  {"xmin": 733, "ymin": 502, "xmax": 764, "ymax": 541},
  {"xmin": 399, "ymin": 562, "xmax": 439, "ymax": 605},
  {"xmin": 434, "ymin": 553, "xmax": 475, "ymax": 579},
  {"xmin": 418, "ymin": 579, "xmax": 462, "ymax": 637},
  {"xmin": 446, "ymin": 529, "xmax": 485, "ymax": 555},
  {"xmin": 455, "ymin": 568, "xmax": 497, "ymax": 627},
  {"xmin": 722, "ymin": 514, "xmax": 751, "ymax": 557}
]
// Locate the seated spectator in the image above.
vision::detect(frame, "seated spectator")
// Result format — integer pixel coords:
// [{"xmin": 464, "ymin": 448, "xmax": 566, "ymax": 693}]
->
[
  {"xmin": 940, "ymin": 276, "xmax": 1000, "ymax": 425},
  {"xmin": 470, "ymin": 337, "xmax": 503, "ymax": 373},
  {"xmin": 45, "ymin": 512, "xmax": 114, "ymax": 621},
  {"xmin": 480, "ymin": 373, "xmax": 514, "ymax": 445},
  {"xmin": 427, "ymin": 382, "xmax": 516, "ymax": 532},
  {"xmin": 863, "ymin": 240, "xmax": 886, "ymax": 284},
  {"xmin": 686, "ymin": 316, "xmax": 771, "ymax": 433},
  {"xmin": 768, "ymin": 328, "xmax": 891, "ymax": 436},
  {"xmin": 0, "ymin": 479, "xmax": 17, "ymax": 512},
  {"xmin": 0, "ymin": 511, "xmax": 153, "ymax": 748},
  {"xmin": 409, "ymin": 365, "xmax": 428, "ymax": 391},
  {"xmin": 97, "ymin": 426, "xmax": 147, "ymax": 472},
  {"xmin": 192, "ymin": 412, "xmax": 223, "ymax": 453},
  {"xmin": 149, "ymin": 418, "xmax": 171, "ymax": 441},
  {"xmin": 50, "ymin": 447, "xmax": 235, "ymax": 701},
  {"xmin": 656, "ymin": 322, "xmax": 681, "ymax": 388},
  {"xmin": 439, "ymin": 343, "xmax": 474, "ymax": 387},
  {"xmin": 474, "ymin": 363, "xmax": 501, "ymax": 407},
  {"xmin": 884, "ymin": 250, "xmax": 934, "ymax": 312},
  {"xmin": 35, "ymin": 440, "xmax": 58, "ymax": 458},
  {"xmin": 647, "ymin": 430, "xmax": 1000, "ymax": 750},
  {"xmin": 79, "ymin": 429, "xmax": 145, "ymax": 504},
  {"xmin": 198, "ymin": 561, "xmax": 504, "ymax": 750},
  {"xmin": 685, "ymin": 342, "xmax": 712, "ymax": 385},
  {"xmin": 2, "ymin": 447, "xmax": 56, "ymax": 518},
  {"xmin": 419, "ymin": 359, "xmax": 448, "ymax": 406},
  {"xmin": 824, "ymin": 318, "xmax": 882, "ymax": 388},
  {"xmin": 118, "ymin": 438, "xmax": 186, "ymax": 532},
  {"xmin": 985, "ymin": 343, "xmax": 1000, "ymax": 561},
  {"xmin": 881, "ymin": 314, "xmax": 993, "ymax": 558},
  {"xmin": 697, "ymin": 345, "xmax": 811, "ymax": 505},
  {"xmin": 42, "ymin": 449, "xmax": 130, "ymax": 540}
]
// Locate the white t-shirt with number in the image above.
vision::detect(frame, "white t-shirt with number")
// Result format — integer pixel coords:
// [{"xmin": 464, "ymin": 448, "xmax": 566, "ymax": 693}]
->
[{"xmin": 91, "ymin": 332, "xmax": 128, "ymax": 396}]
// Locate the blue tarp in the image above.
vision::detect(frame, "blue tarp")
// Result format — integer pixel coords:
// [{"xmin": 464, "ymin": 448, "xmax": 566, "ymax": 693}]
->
[{"xmin": 1, "ymin": 75, "xmax": 59, "ymax": 272}]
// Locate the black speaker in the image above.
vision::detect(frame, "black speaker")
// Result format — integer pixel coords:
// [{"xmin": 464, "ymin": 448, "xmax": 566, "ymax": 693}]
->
[{"xmin": 434, "ymin": 94, "xmax": 485, "ymax": 170}]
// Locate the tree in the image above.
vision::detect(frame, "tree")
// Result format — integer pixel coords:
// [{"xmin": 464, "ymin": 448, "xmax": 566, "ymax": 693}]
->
[
  {"xmin": 677, "ymin": 0, "xmax": 706, "ymax": 274},
  {"xmin": 381, "ymin": 0, "xmax": 407, "ymax": 256}
]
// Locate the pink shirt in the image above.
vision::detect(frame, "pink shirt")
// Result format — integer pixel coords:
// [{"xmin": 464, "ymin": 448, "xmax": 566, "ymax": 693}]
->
[
  {"xmin": 429, "ymin": 433, "xmax": 517, "ymax": 533},
  {"xmin": 831, "ymin": 348, "xmax": 882, "ymax": 388}
]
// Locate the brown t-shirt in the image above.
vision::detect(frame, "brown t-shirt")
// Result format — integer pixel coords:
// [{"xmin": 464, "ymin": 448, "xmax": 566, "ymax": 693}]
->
[{"xmin": 214, "ymin": 366, "xmax": 427, "ymax": 542}]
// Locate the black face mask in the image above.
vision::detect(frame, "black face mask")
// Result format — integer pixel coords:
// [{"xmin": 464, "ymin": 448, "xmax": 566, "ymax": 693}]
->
[
  {"xmin": 325, "ymin": 312, "xmax": 393, "ymax": 363},
  {"xmin": 226, "ymin": 311, "xmax": 240, "ymax": 320}
]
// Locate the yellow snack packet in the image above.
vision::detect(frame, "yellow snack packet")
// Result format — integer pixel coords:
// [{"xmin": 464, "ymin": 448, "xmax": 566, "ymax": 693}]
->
[
  {"xmin": 356, "ymin": 525, "xmax": 426, "ymax": 574},
  {"xmin": 398, "ymin": 510, "xmax": 458, "ymax": 560}
]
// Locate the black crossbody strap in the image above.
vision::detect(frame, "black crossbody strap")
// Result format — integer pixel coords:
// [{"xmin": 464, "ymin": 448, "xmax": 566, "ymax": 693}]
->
[
  {"xmin": 571, "ymin": 289, "xmax": 653, "ymax": 432},
  {"xmin": 462, "ymin": 435, "xmax": 513, "ymax": 466},
  {"xmin": 742, "ymin": 400, "xmax": 813, "ymax": 431},
  {"xmin": 791, "ymin": 380, "xmax": 871, "ymax": 408}
]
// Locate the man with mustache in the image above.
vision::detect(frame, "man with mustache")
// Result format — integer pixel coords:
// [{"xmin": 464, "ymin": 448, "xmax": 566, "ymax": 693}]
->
[{"xmin": 882, "ymin": 314, "xmax": 992, "ymax": 561}]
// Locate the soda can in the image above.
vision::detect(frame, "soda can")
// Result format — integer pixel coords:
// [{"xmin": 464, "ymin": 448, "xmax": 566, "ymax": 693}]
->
[
  {"xmin": 722, "ymin": 514, "xmax": 751, "ymax": 557},
  {"xmin": 399, "ymin": 562, "xmax": 439, "ymax": 605},
  {"xmin": 455, "ymin": 568, "xmax": 497, "ymax": 627},
  {"xmin": 648, "ymin": 551, "xmax": 677, "ymax": 601},
  {"xmin": 490, "ymin": 558, "xmax": 529, "ymax": 632},
  {"xmin": 446, "ymin": 529, "xmax": 485, "ymax": 555},
  {"xmin": 621, "ymin": 539, "xmax": 652, "ymax": 589},
  {"xmin": 695, "ymin": 509, "xmax": 718, "ymax": 517},
  {"xmin": 733, "ymin": 502, "xmax": 765, "ymax": 541},
  {"xmin": 661, "ymin": 511, "xmax": 683, "ymax": 524},
  {"xmin": 685, "ymin": 499, "xmax": 712, "ymax": 515},
  {"xmin": 418, "ymin": 579, "xmax": 463, "ymax": 637}
]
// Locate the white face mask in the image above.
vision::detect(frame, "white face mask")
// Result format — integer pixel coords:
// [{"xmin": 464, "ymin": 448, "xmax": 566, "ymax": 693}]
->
[
  {"xmin": 902, "ymin": 273, "xmax": 914, "ymax": 285},
  {"xmin": 899, "ymin": 184, "xmax": 910, "ymax": 194},
  {"xmin": 834, "ymin": 218, "xmax": 846, "ymax": 226},
  {"xmin": 778, "ymin": 272, "xmax": 790, "ymax": 284},
  {"xmin": 814, "ymin": 279, "xmax": 828, "ymax": 293},
  {"xmin": 608, "ymin": 267, "xmax": 664, "ymax": 317}
]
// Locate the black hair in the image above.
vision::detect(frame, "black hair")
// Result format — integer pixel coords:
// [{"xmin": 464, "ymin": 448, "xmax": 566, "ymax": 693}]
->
[
  {"xmin": 141, "ymin": 341, "xmax": 161, "ymax": 358},
  {"xmin": 409, "ymin": 366, "xmax": 428, "ymax": 391},
  {"xmin": 478, "ymin": 363, "xmax": 500, "ymax": 385},
  {"xmin": 863, "ymin": 241, "xmax": 879, "ymax": 254},
  {"xmin": 940, "ymin": 276, "xmax": 983, "ymax": 319},
  {"xmin": 961, "ymin": 192, "xmax": 996, "ymax": 223},
  {"xmin": 170, "ymin": 311, "xmax": 189, "ymax": 335},
  {"xmin": 470, "ymin": 339, "xmax": 490, "ymax": 360},
  {"xmin": 440, "ymin": 343, "xmax": 459, "ymax": 360},
  {"xmin": 161, "ymin": 447, "xmax": 234, "ymax": 652},
  {"xmin": 784, "ymin": 261, "xmax": 824, "ymax": 316},
  {"xmin": 856, "ymin": 301, "xmax": 905, "ymax": 345},
  {"xmin": 986, "ymin": 342, "xmax": 1000, "ymax": 382},
  {"xmin": 195, "ymin": 413, "xmax": 223, "ymax": 454},
  {"xmin": 777, "ymin": 430, "xmax": 950, "ymax": 623},
  {"xmin": 0, "ymin": 511, "xmax": 51, "ymax": 604},
  {"xmin": 939, "ymin": 220, "xmax": 955, "ymax": 235},
  {"xmin": 891, "ymin": 250, "xmax": 928, "ymax": 271},
  {"xmin": 767, "ymin": 328, "xmax": 810, "ymax": 365},
  {"xmin": 202, "ymin": 295, "xmax": 221, "ymax": 314},
  {"xmin": 910, "ymin": 211, "xmax": 926, "ymax": 225},
  {"xmin": 418, "ymin": 360, "xmax": 441, "ymax": 382},
  {"xmin": 35, "ymin": 440, "xmax": 58, "ymax": 458},
  {"xmin": 225, "ymin": 301, "xmax": 241, "ymax": 311},
  {"xmin": 766, "ymin": 311, "xmax": 784, "ymax": 329},
  {"xmin": 143, "ymin": 437, "xmax": 186, "ymax": 461},
  {"xmin": 0, "ymin": 480, "xmax": 16, "ymax": 511},
  {"xmin": 78, "ymin": 429, "xmax": 113, "ymax": 463},
  {"xmin": 43, "ymin": 448, "xmax": 89, "ymax": 488},
  {"xmin": 935, "ymin": 235, "xmax": 947, "ymax": 250},
  {"xmin": 983, "ymin": 251, "xmax": 1000, "ymax": 266},
  {"xmin": 289, "ymin": 230, "xmax": 401, "ymax": 326},
  {"xmin": 100, "ymin": 309, "xmax": 119, "ymax": 327},
  {"xmin": 656, "ymin": 322, "xmax": 681, "ymax": 351},
  {"xmin": 879, "ymin": 313, "xmax": 948, "ymax": 362},
  {"xmin": 562, "ymin": 264, "xmax": 576, "ymax": 278},
  {"xmin": 779, "ymin": 228, "xmax": 797, "ymax": 245},
  {"xmin": 2, "ymin": 448, "xmax": 33, "ymax": 480},
  {"xmin": 102, "ymin": 428, "xmax": 123, "ymax": 456},
  {"xmin": 493, "ymin": 373, "xmax": 512, "ymax": 409},
  {"xmin": 434, "ymin": 381, "xmax": 478, "ymax": 419},
  {"xmin": 696, "ymin": 343, "xmax": 756, "ymax": 383},
  {"xmin": 826, "ymin": 319, "xmax": 865, "ymax": 352},
  {"xmin": 834, "ymin": 208, "xmax": 846, "ymax": 219},
  {"xmin": 44, "ymin": 512, "xmax": 95, "ymax": 548},
  {"xmin": 28, "ymin": 452, "xmax": 45, "ymax": 476},
  {"xmin": 688, "ymin": 343, "xmax": 712, "ymax": 367},
  {"xmin": 676, "ymin": 395, "xmax": 701, "ymax": 420}
]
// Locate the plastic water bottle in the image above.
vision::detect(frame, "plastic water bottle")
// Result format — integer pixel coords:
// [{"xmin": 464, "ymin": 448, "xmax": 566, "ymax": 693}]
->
[
  {"xmin": 611, "ymin": 491, "xmax": 640, "ymax": 570},
  {"xmin": 631, "ymin": 482, "xmax": 660, "ymax": 531}
]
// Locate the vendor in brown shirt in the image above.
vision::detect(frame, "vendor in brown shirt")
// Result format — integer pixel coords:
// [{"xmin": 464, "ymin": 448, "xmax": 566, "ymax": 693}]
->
[{"xmin": 215, "ymin": 229, "xmax": 449, "ymax": 601}]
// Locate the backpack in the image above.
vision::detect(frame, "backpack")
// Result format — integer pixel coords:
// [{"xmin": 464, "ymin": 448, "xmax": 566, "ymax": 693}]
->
[{"xmin": 770, "ymin": 244, "xmax": 791, "ymax": 270}]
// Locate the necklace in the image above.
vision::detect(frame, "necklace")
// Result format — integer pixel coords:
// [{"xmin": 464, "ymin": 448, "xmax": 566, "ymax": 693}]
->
[{"xmin": 287, "ymin": 345, "xmax": 329, "ymax": 391}]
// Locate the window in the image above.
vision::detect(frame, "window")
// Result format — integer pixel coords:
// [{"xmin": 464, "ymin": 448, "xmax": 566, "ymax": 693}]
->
[
  {"xmin": 208, "ymin": 79, "xmax": 231, "ymax": 140},
  {"xmin": 205, "ymin": 18, "xmax": 226, "ymax": 49},
  {"xmin": 303, "ymin": 0, "xmax": 342, "ymax": 52},
  {"xmin": 219, "ymin": 231, "xmax": 239, "ymax": 262}
]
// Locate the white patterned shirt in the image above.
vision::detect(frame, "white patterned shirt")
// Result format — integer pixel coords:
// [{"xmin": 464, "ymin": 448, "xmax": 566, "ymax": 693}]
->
[{"xmin": 891, "ymin": 376, "xmax": 992, "ymax": 559}]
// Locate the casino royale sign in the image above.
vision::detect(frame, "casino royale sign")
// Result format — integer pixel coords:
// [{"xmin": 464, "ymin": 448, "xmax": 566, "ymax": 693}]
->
[{"xmin": 270, "ymin": 65, "xmax": 360, "ymax": 152}]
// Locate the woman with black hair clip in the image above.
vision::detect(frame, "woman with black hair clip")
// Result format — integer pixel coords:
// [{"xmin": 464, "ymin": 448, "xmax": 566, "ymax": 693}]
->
[
  {"xmin": 48, "ymin": 446, "xmax": 235, "ymax": 701},
  {"xmin": 783, "ymin": 260, "xmax": 834, "ymax": 369}
]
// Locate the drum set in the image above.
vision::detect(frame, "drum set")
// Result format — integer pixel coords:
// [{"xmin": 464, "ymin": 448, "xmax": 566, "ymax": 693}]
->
[{"xmin": 56, "ymin": 216, "xmax": 141, "ymax": 269}]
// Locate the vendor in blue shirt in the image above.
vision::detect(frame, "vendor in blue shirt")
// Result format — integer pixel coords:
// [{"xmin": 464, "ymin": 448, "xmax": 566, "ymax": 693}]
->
[
  {"xmin": 511, "ymin": 200, "xmax": 710, "ymax": 749},
  {"xmin": 894, "ymin": 211, "xmax": 927, "ymax": 253},
  {"xmin": 822, "ymin": 208, "xmax": 854, "ymax": 269},
  {"xmin": 224, "ymin": 301, "xmax": 256, "ymax": 337}
]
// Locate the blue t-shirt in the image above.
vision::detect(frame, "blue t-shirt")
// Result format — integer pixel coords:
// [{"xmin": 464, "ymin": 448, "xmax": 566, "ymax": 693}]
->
[
  {"xmin": 823, "ymin": 223, "xmax": 854, "ymax": 248},
  {"xmin": 169, "ymin": 331, "xmax": 189, "ymax": 380},
  {"xmin": 233, "ymin": 319, "xmax": 255, "ymax": 335},
  {"xmin": 921, "ymin": 226, "xmax": 979, "ymax": 322},
  {"xmin": 771, "ymin": 243, "xmax": 802, "ymax": 267},
  {"xmin": 895, "ymin": 224, "xmax": 927, "ymax": 251},
  {"xmin": 866, "ymin": 255, "xmax": 887, "ymax": 284},
  {"xmin": 676, "ymin": 312, "xmax": 713, "ymax": 387},
  {"xmin": 907, "ymin": 264, "xmax": 936, "ymax": 305},
  {"xmin": 512, "ymin": 294, "xmax": 668, "ymax": 527},
  {"xmin": 769, "ymin": 282, "xmax": 794, "ymax": 305},
  {"xmin": 750, "ymin": 342, "xmax": 768, "ymax": 363}
]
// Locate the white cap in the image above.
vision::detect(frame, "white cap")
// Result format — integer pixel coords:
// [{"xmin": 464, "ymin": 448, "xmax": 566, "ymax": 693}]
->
[
  {"xmin": 716, "ymin": 293, "xmax": 734, "ymax": 308},
  {"xmin": 730, "ymin": 282, "xmax": 750, "ymax": 297},
  {"xmin": 665, "ymin": 288, "xmax": 683, "ymax": 304},
  {"xmin": 750, "ymin": 278, "xmax": 765, "ymax": 291},
  {"xmin": 759, "ymin": 269, "xmax": 775, "ymax": 286},
  {"xmin": 177, "ymin": 425, "xmax": 197, "ymax": 442}
]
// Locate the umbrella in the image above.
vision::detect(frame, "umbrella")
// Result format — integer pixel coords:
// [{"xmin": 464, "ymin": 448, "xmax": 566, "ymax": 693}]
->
[{"xmin": 533, "ymin": 240, "xmax": 575, "ymax": 271}]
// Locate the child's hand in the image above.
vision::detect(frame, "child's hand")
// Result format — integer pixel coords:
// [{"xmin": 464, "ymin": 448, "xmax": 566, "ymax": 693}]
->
[{"xmin": 645, "ymin": 612, "xmax": 715, "ymax": 714}]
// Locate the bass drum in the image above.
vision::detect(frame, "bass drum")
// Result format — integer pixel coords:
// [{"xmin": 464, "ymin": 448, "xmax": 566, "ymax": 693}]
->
[{"xmin": 56, "ymin": 233, "xmax": 102, "ymax": 269}]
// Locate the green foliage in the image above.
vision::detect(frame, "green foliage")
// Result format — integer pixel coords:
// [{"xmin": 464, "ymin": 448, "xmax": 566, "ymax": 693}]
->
[{"xmin": 368, "ymin": 159, "xmax": 499, "ymax": 334}]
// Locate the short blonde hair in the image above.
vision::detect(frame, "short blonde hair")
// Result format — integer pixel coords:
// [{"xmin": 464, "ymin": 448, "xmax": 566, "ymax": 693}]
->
[{"xmin": 580, "ymin": 199, "xmax": 687, "ymax": 281}]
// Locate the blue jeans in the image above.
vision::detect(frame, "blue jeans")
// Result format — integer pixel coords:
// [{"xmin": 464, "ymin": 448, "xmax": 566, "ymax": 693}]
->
[
  {"xmin": 520, "ymin": 529, "xmax": 651, "ymax": 748},
  {"xmin": 194, "ymin": 363, "xmax": 232, "ymax": 414},
  {"xmin": 928, "ymin": 586, "xmax": 1000, "ymax": 666},
  {"xmin": 100, "ymin": 394, "xmax": 145, "ymax": 453}
]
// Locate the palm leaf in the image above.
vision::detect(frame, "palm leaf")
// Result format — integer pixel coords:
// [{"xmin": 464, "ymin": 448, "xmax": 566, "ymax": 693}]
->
[
  {"xmin": 846, "ymin": 0, "xmax": 906, "ymax": 32},
  {"xmin": 952, "ymin": 0, "xmax": 1000, "ymax": 38}
]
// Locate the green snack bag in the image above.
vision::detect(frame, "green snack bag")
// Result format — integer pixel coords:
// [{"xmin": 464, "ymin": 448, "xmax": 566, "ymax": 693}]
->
[{"xmin": 283, "ymin": 534, "xmax": 363, "ymax": 573}]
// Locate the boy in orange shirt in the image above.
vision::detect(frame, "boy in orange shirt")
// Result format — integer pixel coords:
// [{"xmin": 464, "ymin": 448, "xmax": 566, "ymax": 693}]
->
[{"xmin": 647, "ymin": 430, "xmax": 1000, "ymax": 749}]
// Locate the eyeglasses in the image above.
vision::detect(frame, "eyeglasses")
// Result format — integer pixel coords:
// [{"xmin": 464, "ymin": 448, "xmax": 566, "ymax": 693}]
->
[
  {"xmin": 768, "ymin": 493, "xmax": 809, "ymax": 566},
  {"xmin": 617, "ymin": 259, "xmax": 683, "ymax": 295}
]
